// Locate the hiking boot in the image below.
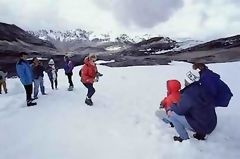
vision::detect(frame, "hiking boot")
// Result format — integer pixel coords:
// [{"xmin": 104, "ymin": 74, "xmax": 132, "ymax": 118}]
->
[
  {"xmin": 68, "ymin": 86, "xmax": 73, "ymax": 91},
  {"xmin": 173, "ymin": 136, "xmax": 183, "ymax": 142},
  {"xmin": 85, "ymin": 98, "xmax": 93, "ymax": 106},
  {"xmin": 27, "ymin": 101, "xmax": 37, "ymax": 107},
  {"xmin": 193, "ymin": 133, "xmax": 206, "ymax": 140}
]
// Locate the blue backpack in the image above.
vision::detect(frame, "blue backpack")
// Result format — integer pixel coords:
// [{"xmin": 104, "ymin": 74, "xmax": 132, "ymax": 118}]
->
[
  {"xmin": 215, "ymin": 79, "xmax": 233, "ymax": 107},
  {"xmin": 200, "ymin": 69, "xmax": 233, "ymax": 107}
]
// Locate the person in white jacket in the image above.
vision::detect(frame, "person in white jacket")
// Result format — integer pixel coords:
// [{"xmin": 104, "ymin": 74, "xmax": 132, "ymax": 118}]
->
[{"xmin": 46, "ymin": 59, "xmax": 58, "ymax": 90}]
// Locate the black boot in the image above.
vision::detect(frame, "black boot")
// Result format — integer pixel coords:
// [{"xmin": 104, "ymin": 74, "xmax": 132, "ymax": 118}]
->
[
  {"xmin": 27, "ymin": 101, "xmax": 37, "ymax": 107},
  {"xmin": 173, "ymin": 136, "xmax": 183, "ymax": 142},
  {"xmin": 193, "ymin": 133, "xmax": 206, "ymax": 140},
  {"xmin": 85, "ymin": 98, "xmax": 93, "ymax": 106}
]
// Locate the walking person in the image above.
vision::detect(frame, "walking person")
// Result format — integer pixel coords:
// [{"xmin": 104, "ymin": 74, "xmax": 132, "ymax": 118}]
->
[
  {"xmin": 32, "ymin": 57, "xmax": 47, "ymax": 99},
  {"xmin": 81, "ymin": 54, "xmax": 99, "ymax": 106},
  {"xmin": 46, "ymin": 59, "xmax": 58, "ymax": 90},
  {"xmin": 0, "ymin": 67, "xmax": 8, "ymax": 94},
  {"xmin": 64, "ymin": 55, "xmax": 74, "ymax": 91},
  {"xmin": 16, "ymin": 52, "xmax": 37, "ymax": 106}
]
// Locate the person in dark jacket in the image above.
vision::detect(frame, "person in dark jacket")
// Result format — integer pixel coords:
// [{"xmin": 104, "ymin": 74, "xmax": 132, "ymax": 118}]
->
[
  {"xmin": 32, "ymin": 57, "xmax": 47, "ymax": 99},
  {"xmin": 64, "ymin": 55, "xmax": 74, "ymax": 91},
  {"xmin": 167, "ymin": 70, "xmax": 217, "ymax": 142},
  {"xmin": 16, "ymin": 52, "xmax": 37, "ymax": 106},
  {"xmin": 46, "ymin": 59, "xmax": 58, "ymax": 90}
]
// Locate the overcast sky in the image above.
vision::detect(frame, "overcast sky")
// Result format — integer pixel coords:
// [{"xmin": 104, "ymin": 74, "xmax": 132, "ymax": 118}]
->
[{"xmin": 0, "ymin": 0, "xmax": 240, "ymax": 40}]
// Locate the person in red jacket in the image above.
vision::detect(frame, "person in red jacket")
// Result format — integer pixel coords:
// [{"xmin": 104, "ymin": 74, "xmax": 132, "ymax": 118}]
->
[
  {"xmin": 156, "ymin": 80, "xmax": 181, "ymax": 127},
  {"xmin": 81, "ymin": 54, "xmax": 98, "ymax": 106},
  {"xmin": 160, "ymin": 80, "xmax": 181, "ymax": 110}
]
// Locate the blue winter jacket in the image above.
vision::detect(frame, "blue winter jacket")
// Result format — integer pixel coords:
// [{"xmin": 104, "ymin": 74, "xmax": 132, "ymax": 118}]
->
[
  {"xmin": 170, "ymin": 82, "xmax": 217, "ymax": 135},
  {"xmin": 64, "ymin": 60, "xmax": 74, "ymax": 74},
  {"xmin": 16, "ymin": 59, "xmax": 33, "ymax": 85},
  {"xmin": 199, "ymin": 68, "xmax": 233, "ymax": 107}
]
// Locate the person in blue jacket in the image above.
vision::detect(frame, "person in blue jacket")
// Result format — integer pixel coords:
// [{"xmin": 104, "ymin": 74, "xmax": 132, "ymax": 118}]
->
[
  {"xmin": 16, "ymin": 52, "xmax": 37, "ymax": 106},
  {"xmin": 167, "ymin": 70, "xmax": 217, "ymax": 142},
  {"xmin": 64, "ymin": 55, "xmax": 74, "ymax": 91}
]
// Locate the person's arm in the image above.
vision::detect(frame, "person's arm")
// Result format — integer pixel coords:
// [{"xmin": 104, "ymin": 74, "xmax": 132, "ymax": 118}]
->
[{"xmin": 16, "ymin": 64, "xmax": 28, "ymax": 84}]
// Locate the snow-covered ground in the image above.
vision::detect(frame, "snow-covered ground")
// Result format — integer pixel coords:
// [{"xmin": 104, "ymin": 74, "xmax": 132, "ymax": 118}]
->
[{"xmin": 0, "ymin": 62, "xmax": 240, "ymax": 159}]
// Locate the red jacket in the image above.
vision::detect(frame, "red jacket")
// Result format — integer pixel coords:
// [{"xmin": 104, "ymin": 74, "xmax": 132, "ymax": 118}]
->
[
  {"xmin": 161, "ymin": 80, "xmax": 181, "ymax": 110},
  {"xmin": 81, "ymin": 57, "xmax": 97, "ymax": 84}
]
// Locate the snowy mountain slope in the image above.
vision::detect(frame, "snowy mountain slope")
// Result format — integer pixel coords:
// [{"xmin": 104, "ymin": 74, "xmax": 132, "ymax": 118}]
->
[{"xmin": 0, "ymin": 62, "xmax": 239, "ymax": 159}]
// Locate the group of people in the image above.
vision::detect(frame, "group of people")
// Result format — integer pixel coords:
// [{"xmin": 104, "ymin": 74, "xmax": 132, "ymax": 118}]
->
[
  {"xmin": 16, "ymin": 53, "xmax": 59, "ymax": 106},
  {"xmin": 15, "ymin": 52, "xmax": 101, "ymax": 107},
  {"xmin": 158, "ymin": 63, "xmax": 233, "ymax": 142}
]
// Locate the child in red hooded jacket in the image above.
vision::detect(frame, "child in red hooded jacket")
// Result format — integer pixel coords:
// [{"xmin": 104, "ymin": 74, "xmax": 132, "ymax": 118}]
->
[
  {"xmin": 160, "ymin": 80, "xmax": 181, "ymax": 110},
  {"xmin": 156, "ymin": 80, "xmax": 181, "ymax": 127}
]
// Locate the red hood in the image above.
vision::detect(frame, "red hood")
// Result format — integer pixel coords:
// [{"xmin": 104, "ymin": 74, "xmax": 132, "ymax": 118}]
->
[{"xmin": 167, "ymin": 80, "xmax": 181, "ymax": 94}]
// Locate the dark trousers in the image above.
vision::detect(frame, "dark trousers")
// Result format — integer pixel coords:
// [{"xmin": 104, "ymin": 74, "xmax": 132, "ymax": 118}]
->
[
  {"xmin": 83, "ymin": 83, "xmax": 95, "ymax": 98},
  {"xmin": 66, "ymin": 73, "xmax": 73, "ymax": 87},
  {"xmin": 50, "ymin": 79, "xmax": 58, "ymax": 89},
  {"xmin": 24, "ymin": 84, "xmax": 33, "ymax": 102}
]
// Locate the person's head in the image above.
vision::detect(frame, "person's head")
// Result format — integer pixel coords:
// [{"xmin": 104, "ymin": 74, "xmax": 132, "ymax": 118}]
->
[
  {"xmin": 192, "ymin": 63, "xmax": 207, "ymax": 71},
  {"xmin": 64, "ymin": 55, "xmax": 70, "ymax": 62},
  {"xmin": 32, "ymin": 57, "xmax": 40, "ymax": 65},
  {"xmin": 19, "ymin": 52, "xmax": 28, "ymax": 60},
  {"xmin": 48, "ymin": 59, "xmax": 55, "ymax": 66},
  {"xmin": 184, "ymin": 70, "xmax": 200, "ymax": 86},
  {"xmin": 89, "ymin": 53, "xmax": 97, "ymax": 62}
]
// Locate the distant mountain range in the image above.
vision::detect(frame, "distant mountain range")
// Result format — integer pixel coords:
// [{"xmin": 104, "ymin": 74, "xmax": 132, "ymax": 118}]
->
[{"xmin": 1, "ymin": 22, "xmax": 240, "ymax": 76}]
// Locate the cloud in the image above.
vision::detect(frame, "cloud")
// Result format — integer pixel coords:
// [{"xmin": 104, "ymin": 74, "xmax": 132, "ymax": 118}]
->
[
  {"xmin": 0, "ymin": 0, "xmax": 240, "ymax": 40},
  {"xmin": 92, "ymin": 0, "xmax": 184, "ymax": 28}
]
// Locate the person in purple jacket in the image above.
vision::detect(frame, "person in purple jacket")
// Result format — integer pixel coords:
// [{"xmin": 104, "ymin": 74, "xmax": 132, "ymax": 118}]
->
[
  {"xmin": 166, "ymin": 70, "xmax": 217, "ymax": 142},
  {"xmin": 64, "ymin": 55, "xmax": 74, "ymax": 91}
]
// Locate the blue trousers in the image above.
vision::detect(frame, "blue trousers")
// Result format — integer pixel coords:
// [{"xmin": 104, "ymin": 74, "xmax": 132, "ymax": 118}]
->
[
  {"xmin": 34, "ymin": 77, "xmax": 45, "ymax": 98},
  {"xmin": 83, "ymin": 83, "xmax": 95, "ymax": 98},
  {"xmin": 169, "ymin": 112, "xmax": 193, "ymax": 140}
]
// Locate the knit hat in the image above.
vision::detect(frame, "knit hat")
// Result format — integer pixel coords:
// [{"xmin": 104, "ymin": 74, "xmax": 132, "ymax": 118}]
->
[
  {"xmin": 48, "ymin": 59, "xmax": 55, "ymax": 65},
  {"xmin": 185, "ymin": 70, "xmax": 200, "ymax": 85}
]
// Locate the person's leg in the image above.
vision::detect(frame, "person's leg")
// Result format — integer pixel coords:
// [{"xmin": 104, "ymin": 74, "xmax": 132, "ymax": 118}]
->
[
  {"xmin": 67, "ymin": 73, "xmax": 74, "ymax": 87},
  {"xmin": 24, "ymin": 84, "xmax": 32, "ymax": 102},
  {"xmin": 84, "ymin": 83, "xmax": 95, "ymax": 98},
  {"xmin": 155, "ymin": 110, "xmax": 173, "ymax": 126},
  {"xmin": 39, "ymin": 77, "xmax": 46, "ymax": 95},
  {"xmin": 55, "ymin": 79, "xmax": 58, "ymax": 89},
  {"xmin": 3, "ymin": 81, "xmax": 7, "ymax": 93},
  {"xmin": 50, "ymin": 79, "xmax": 54, "ymax": 90},
  {"xmin": 169, "ymin": 112, "xmax": 193, "ymax": 140},
  {"xmin": 33, "ymin": 79, "xmax": 40, "ymax": 98},
  {"xmin": 24, "ymin": 84, "xmax": 36, "ymax": 106}
]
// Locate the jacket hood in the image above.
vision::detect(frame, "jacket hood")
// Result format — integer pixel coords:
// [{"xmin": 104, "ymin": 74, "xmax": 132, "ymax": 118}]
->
[{"xmin": 167, "ymin": 80, "xmax": 181, "ymax": 94}]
